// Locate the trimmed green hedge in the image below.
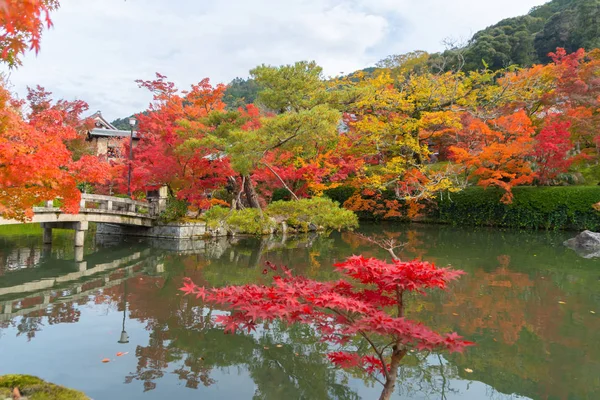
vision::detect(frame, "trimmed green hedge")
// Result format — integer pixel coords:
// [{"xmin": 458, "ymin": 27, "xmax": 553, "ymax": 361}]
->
[{"xmin": 434, "ymin": 186, "xmax": 600, "ymax": 230}]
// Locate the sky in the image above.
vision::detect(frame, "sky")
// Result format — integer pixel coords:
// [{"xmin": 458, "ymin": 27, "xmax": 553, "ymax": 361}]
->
[{"xmin": 3, "ymin": 0, "xmax": 549, "ymax": 121}]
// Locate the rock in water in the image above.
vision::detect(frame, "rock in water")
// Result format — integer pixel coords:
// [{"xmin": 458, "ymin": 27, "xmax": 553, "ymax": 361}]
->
[{"xmin": 564, "ymin": 230, "xmax": 600, "ymax": 258}]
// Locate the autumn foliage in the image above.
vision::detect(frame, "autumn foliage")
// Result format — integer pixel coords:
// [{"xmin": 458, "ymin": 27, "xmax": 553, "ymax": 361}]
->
[
  {"xmin": 0, "ymin": 83, "xmax": 110, "ymax": 220},
  {"xmin": 181, "ymin": 256, "xmax": 472, "ymax": 399},
  {"xmin": 129, "ymin": 74, "xmax": 233, "ymax": 208},
  {"xmin": 0, "ymin": 0, "xmax": 58, "ymax": 67}
]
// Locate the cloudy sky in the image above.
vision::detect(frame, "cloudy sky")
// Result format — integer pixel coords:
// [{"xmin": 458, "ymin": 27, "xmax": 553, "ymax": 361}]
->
[{"xmin": 3, "ymin": 0, "xmax": 548, "ymax": 120}]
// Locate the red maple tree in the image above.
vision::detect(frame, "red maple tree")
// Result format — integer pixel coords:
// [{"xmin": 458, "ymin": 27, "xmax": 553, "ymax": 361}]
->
[
  {"xmin": 533, "ymin": 120, "xmax": 575, "ymax": 184},
  {"xmin": 0, "ymin": 0, "xmax": 59, "ymax": 66},
  {"xmin": 180, "ymin": 256, "xmax": 472, "ymax": 400},
  {"xmin": 129, "ymin": 73, "xmax": 233, "ymax": 208}
]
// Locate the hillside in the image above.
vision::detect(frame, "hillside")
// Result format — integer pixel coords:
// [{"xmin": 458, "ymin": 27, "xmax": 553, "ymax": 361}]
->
[{"xmin": 459, "ymin": 0, "xmax": 600, "ymax": 70}]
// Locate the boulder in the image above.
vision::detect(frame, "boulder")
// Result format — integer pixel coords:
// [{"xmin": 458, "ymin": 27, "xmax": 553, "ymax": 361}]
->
[{"xmin": 564, "ymin": 230, "xmax": 600, "ymax": 258}]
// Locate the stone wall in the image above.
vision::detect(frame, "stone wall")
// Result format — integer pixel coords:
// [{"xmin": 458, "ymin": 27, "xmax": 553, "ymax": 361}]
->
[{"xmin": 97, "ymin": 222, "xmax": 227, "ymax": 239}]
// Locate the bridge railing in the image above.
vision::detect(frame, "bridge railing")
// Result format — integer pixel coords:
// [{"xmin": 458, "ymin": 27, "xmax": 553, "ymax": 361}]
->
[
  {"xmin": 79, "ymin": 194, "xmax": 155, "ymax": 217},
  {"xmin": 37, "ymin": 194, "xmax": 156, "ymax": 218}
]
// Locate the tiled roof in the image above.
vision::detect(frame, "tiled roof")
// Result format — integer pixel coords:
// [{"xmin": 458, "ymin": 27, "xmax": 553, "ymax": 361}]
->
[
  {"xmin": 89, "ymin": 128, "xmax": 140, "ymax": 139},
  {"xmin": 87, "ymin": 111, "xmax": 118, "ymax": 130}
]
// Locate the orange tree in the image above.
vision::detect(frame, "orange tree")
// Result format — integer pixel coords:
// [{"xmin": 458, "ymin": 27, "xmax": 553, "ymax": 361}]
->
[
  {"xmin": 449, "ymin": 111, "xmax": 537, "ymax": 203},
  {"xmin": 0, "ymin": 82, "xmax": 109, "ymax": 220}
]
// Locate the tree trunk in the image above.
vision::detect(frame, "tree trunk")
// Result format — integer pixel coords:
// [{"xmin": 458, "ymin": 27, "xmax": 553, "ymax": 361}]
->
[
  {"xmin": 378, "ymin": 346, "xmax": 407, "ymax": 400},
  {"xmin": 228, "ymin": 176, "xmax": 244, "ymax": 210},
  {"xmin": 243, "ymin": 174, "xmax": 262, "ymax": 211}
]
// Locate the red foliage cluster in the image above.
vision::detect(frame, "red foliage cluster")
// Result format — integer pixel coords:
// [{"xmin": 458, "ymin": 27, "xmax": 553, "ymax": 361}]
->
[
  {"xmin": 180, "ymin": 256, "xmax": 472, "ymax": 380},
  {"xmin": 0, "ymin": 84, "xmax": 112, "ymax": 219},
  {"xmin": 0, "ymin": 0, "xmax": 58, "ymax": 65},
  {"xmin": 129, "ymin": 74, "xmax": 234, "ymax": 208}
]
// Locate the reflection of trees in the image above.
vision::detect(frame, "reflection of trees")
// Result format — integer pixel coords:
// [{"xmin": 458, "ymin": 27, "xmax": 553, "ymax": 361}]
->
[
  {"xmin": 3, "ymin": 225, "xmax": 600, "ymax": 399},
  {"xmin": 47, "ymin": 303, "xmax": 80, "ymax": 325},
  {"xmin": 96, "ymin": 231, "xmax": 600, "ymax": 399},
  {"xmin": 15, "ymin": 315, "xmax": 44, "ymax": 341},
  {"xmin": 112, "ymin": 271, "xmax": 361, "ymax": 399},
  {"xmin": 412, "ymin": 252, "xmax": 600, "ymax": 400}
]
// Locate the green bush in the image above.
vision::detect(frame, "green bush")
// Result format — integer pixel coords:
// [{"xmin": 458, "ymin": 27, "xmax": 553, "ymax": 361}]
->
[
  {"xmin": 323, "ymin": 185, "xmax": 356, "ymax": 205},
  {"xmin": 227, "ymin": 208, "xmax": 276, "ymax": 235},
  {"xmin": 158, "ymin": 196, "xmax": 188, "ymax": 223},
  {"xmin": 202, "ymin": 198, "xmax": 358, "ymax": 235},
  {"xmin": 434, "ymin": 186, "xmax": 600, "ymax": 230},
  {"xmin": 267, "ymin": 197, "xmax": 359, "ymax": 232},
  {"xmin": 271, "ymin": 187, "xmax": 293, "ymax": 202},
  {"xmin": 202, "ymin": 206, "xmax": 275, "ymax": 235},
  {"xmin": 76, "ymin": 182, "xmax": 94, "ymax": 194},
  {"xmin": 202, "ymin": 205, "xmax": 230, "ymax": 229},
  {"xmin": 577, "ymin": 164, "xmax": 600, "ymax": 186}
]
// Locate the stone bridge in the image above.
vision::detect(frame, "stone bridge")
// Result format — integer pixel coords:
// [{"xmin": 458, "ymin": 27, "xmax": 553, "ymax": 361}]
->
[{"xmin": 0, "ymin": 194, "xmax": 157, "ymax": 247}]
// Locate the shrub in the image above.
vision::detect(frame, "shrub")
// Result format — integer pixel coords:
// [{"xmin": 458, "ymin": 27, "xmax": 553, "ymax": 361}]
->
[
  {"xmin": 202, "ymin": 205, "xmax": 230, "ymax": 229},
  {"xmin": 267, "ymin": 197, "xmax": 359, "ymax": 232},
  {"xmin": 202, "ymin": 197, "xmax": 359, "ymax": 235},
  {"xmin": 323, "ymin": 185, "xmax": 356, "ymax": 205},
  {"xmin": 434, "ymin": 186, "xmax": 600, "ymax": 230},
  {"xmin": 271, "ymin": 187, "xmax": 293, "ymax": 202},
  {"xmin": 158, "ymin": 196, "xmax": 188, "ymax": 223},
  {"xmin": 227, "ymin": 208, "xmax": 276, "ymax": 235}
]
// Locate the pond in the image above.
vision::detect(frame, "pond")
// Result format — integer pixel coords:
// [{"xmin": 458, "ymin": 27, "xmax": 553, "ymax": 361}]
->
[{"xmin": 0, "ymin": 223, "xmax": 598, "ymax": 400}]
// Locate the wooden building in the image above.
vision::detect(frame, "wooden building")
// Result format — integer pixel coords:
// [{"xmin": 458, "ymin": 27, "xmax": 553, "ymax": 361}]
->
[{"xmin": 86, "ymin": 111, "xmax": 140, "ymax": 158}]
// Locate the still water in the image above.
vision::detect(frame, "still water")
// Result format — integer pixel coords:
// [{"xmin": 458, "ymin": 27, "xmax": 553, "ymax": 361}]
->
[{"xmin": 0, "ymin": 223, "xmax": 598, "ymax": 400}]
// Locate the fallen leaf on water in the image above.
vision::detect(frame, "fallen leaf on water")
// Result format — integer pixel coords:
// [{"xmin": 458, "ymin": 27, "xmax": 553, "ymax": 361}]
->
[
  {"xmin": 558, "ymin": 301, "xmax": 566, "ymax": 304},
  {"xmin": 101, "ymin": 358, "xmax": 110, "ymax": 363},
  {"xmin": 116, "ymin": 352, "xmax": 129, "ymax": 357},
  {"xmin": 493, "ymin": 338, "xmax": 497, "ymax": 342},
  {"xmin": 464, "ymin": 368, "xmax": 473, "ymax": 373}
]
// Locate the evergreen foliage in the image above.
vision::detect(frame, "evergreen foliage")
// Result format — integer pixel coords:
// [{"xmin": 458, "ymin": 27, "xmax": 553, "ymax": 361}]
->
[{"xmin": 435, "ymin": 186, "xmax": 600, "ymax": 230}]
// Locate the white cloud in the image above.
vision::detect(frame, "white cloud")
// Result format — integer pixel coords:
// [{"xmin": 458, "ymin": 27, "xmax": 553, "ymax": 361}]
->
[{"xmin": 2, "ymin": 0, "xmax": 547, "ymax": 120}]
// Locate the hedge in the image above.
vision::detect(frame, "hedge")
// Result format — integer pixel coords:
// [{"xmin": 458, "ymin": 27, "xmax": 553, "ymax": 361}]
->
[{"xmin": 434, "ymin": 186, "xmax": 600, "ymax": 230}]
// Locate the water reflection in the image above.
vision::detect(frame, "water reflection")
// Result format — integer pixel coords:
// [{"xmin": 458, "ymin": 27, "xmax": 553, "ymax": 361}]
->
[{"xmin": 0, "ymin": 224, "xmax": 598, "ymax": 399}]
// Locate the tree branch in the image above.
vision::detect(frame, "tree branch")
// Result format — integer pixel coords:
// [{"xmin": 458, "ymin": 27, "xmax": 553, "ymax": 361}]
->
[{"xmin": 262, "ymin": 161, "xmax": 299, "ymax": 200}]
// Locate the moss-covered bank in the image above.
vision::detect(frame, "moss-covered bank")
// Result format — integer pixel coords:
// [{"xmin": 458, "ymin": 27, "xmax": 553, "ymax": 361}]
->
[{"xmin": 0, "ymin": 375, "xmax": 89, "ymax": 400}]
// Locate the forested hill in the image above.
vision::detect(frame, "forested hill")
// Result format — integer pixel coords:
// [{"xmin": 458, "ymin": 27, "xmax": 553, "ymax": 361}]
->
[
  {"xmin": 111, "ymin": 0, "xmax": 600, "ymax": 123},
  {"xmin": 459, "ymin": 0, "xmax": 600, "ymax": 70}
]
